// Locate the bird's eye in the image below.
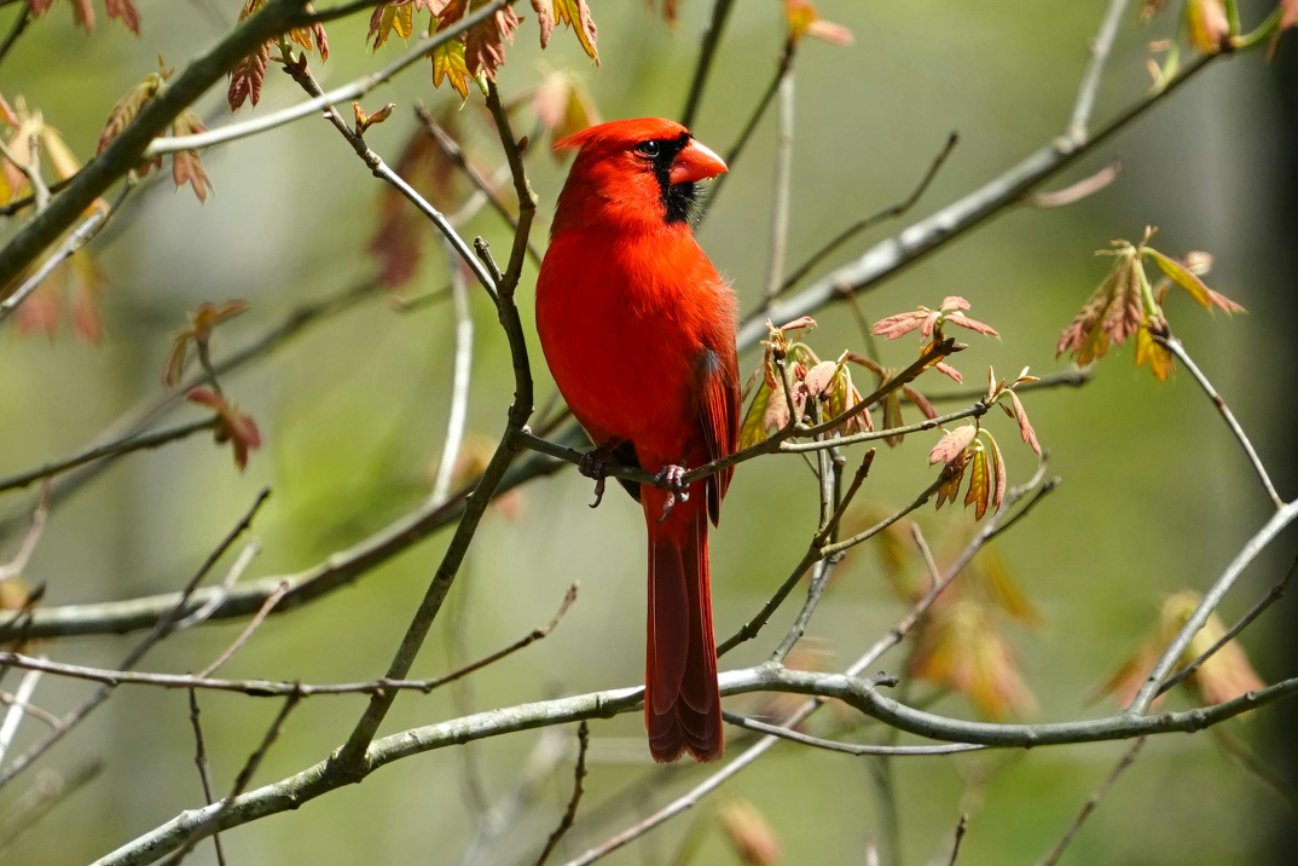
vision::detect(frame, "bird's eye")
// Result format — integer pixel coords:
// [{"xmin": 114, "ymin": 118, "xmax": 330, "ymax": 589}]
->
[{"xmin": 636, "ymin": 140, "xmax": 661, "ymax": 157}]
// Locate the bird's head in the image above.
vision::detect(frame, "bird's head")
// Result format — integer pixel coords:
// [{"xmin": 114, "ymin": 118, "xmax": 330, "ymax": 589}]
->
[{"xmin": 552, "ymin": 118, "xmax": 727, "ymax": 233}]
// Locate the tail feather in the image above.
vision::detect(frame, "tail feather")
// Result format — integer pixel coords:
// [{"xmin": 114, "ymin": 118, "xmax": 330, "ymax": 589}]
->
[{"xmin": 644, "ymin": 492, "xmax": 722, "ymax": 763}]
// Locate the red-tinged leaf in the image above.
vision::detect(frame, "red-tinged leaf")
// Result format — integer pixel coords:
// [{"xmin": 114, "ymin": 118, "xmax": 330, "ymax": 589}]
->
[
  {"xmin": 919, "ymin": 310, "xmax": 941, "ymax": 338},
  {"xmin": 228, "ymin": 43, "xmax": 271, "ymax": 111},
  {"xmin": 654, "ymin": 0, "xmax": 682, "ymax": 26},
  {"xmin": 187, "ymin": 387, "xmax": 262, "ymax": 471},
  {"xmin": 964, "ymin": 444, "xmax": 990, "ymax": 519},
  {"xmin": 465, "ymin": 6, "xmax": 520, "ymax": 79},
  {"xmin": 98, "ymin": 73, "xmax": 164, "ymax": 154},
  {"xmin": 171, "ymin": 152, "xmax": 212, "ymax": 201},
  {"xmin": 946, "ymin": 313, "xmax": 999, "ymax": 337},
  {"xmin": 191, "ymin": 300, "xmax": 248, "ymax": 338},
  {"xmin": 903, "ymin": 385, "xmax": 938, "ymax": 420},
  {"xmin": 986, "ymin": 432, "xmax": 1007, "ymax": 514},
  {"xmin": 934, "ymin": 362, "xmax": 963, "ymax": 384},
  {"xmin": 941, "ymin": 296, "xmax": 971, "ymax": 312},
  {"xmin": 105, "ymin": 0, "xmax": 140, "ymax": 34},
  {"xmin": 802, "ymin": 360, "xmax": 837, "ymax": 400},
  {"xmin": 807, "ymin": 18, "xmax": 852, "ymax": 45},
  {"xmin": 935, "ymin": 455, "xmax": 967, "ymax": 510},
  {"xmin": 14, "ymin": 285, "xmax": 61, "ymax": 339},
  {"xmin": 530, "ymin": 0, "xmax": 555, "ymax": 47},
  {"xmin": 70, "ymin": 0, "xmax": 94, "ymax": 30},
  {"xmin": 929, "ymin": 424, "xmax": 977, "ymax": 466},
  {"xmin": 777, "ymin": 315, "xmax": 816, "ymax": 335},
  {"xmin": 872, "ymin": 311, "xmax": 924, "ymax": 340},
  {"xmin": 552, "ymin": 0, "xmax": 599, "ymax": 63},
  {"xmin": 763, "ymin": 381, "xmax": 791, "ymax": 432},
  {"xmin": 370, "ymin": 1, "xmax": 415, "ymax": 49},
  {"xmin": 1008, "ymin": 390, "xmax": 1041, "ymax": 455},
  {"xmin": 431, "ymin": 38, "xmax": 472, "ymax": 100},
  {"xmin": 27, "ymin": 0, "xmax": 58, "ymax": 17}
]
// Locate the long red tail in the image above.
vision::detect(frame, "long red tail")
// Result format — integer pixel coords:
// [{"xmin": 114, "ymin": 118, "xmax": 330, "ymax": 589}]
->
[{"xmin": 643, "ymin": 489, "xmax": 722, "ymax": 762}]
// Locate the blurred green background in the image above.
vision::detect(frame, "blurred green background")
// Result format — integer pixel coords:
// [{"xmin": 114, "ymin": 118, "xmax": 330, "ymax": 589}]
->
[{"xmin": 2, "ymin": 1, "xmax": 1296, "ymax": 864}]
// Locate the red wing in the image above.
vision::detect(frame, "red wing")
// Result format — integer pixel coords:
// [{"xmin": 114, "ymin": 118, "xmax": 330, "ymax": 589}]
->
[{"xmin": 698, "ymin": 344, "xmax": 740, "ymax": 526}]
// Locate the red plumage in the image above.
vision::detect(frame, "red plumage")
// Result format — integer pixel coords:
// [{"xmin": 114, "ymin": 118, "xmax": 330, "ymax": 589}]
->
[{"xmin": 536, "ymin": 118, "xmax": 739, "ymax": 762}]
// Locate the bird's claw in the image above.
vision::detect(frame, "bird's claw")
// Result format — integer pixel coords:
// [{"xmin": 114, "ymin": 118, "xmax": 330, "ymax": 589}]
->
[
  {"xmin": 654, "ymin": 464, "xmax": 689, "ymax": 522},
  {"xmin": 578, "ymin": 447, "xmax": 615, "ymax": 509}
]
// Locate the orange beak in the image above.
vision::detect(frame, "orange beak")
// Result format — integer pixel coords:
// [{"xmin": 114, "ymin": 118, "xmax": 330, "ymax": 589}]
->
[{"xmin": 669, "ymin": 138, "xmax": 728, "ymax": 184}]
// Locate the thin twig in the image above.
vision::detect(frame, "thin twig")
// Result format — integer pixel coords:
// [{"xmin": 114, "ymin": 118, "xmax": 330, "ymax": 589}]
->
[
  {"xmin": 90, "ymin": 662, "xmax": 1298, "ymax": 866},
  {"xmin": 0, "ymin": 135, "xmax": 48, "ymax": 212},
  {"xmin": 0, "ymin": 665, "xmax": 41, "ymax": 766},
  {"xmin": 282, "ymin": 61, "xmax": 498, "ymax": 296},
  {"xmin": 185, "ymin": 689, "xmax": 228, "ymax": 866},
  {"xmin": 175, "ymin": 540, "xmax": 262, "ymax": 631},
  {"xmin": 762, "ymin": 71, "xmax": 795, "ymax": 302},
  {"xmin": 532, "ymin": 721, "xmax": 590, "ymax": 866},
  {"xmin": 0, "ymin": 490, "xmax": 271, "ymax": 791},
  {"xmin": 1156, "ymin": 555, "xmax": 1298, "ymax": 698},
  {"xmin": 0, "ymin": 482, "xmax": 49, "ymax": 581},
  {"xmin": 947, "ymin": 814, "xmax": 970, "ymax": 866},
  {"xmin": 779, "ymin": 131, "xmax": 959, "ymax": 293},
  {"xmin": 738, "ymin": 52, "xmax": 1222, "ymax": 348},
  {"xmin": 0, "ymin": 5, "xmax": 32, "ymax": 68},
  {"xmin": 0, "ymin": 418, "xmax": 218, "ymax": 495},
  {"xmin": 0, "ymin": 584, "xmax": 578, "ymax": 698},
  {"xmin": 700, "ymin": 38, "xmax": 794, "ymax": 226},
  {"xmin": 0, "ymin": 193, "xmax": 115, "ymax": 326},
  {"xmin": 330, "ymin": 79, "xmax": 537, "ymax": 776},
  {"xmin": 159, "ymin": 692, "xmax": 301, "ymax": 866},
  {"xmin": 1034, "ymin": 737, "xmax": 1147, "ymax": 866},
  {"xmin": 1067, "ymin": 0, "xmax": 1132, "ymax": 143},
  {"xmin": 1127, "ymin": 497, "xmax": 1298, "ymax": 714},
  {"xmin": 431, "ymin": 242, "xmax": 475, "ymax": 504},
  {"xmin": 198, "ymin": 580, "xmax": 290, "ymax": 678},
  {"xmin": 721, "ymin": 711, "xmax": 982, "ymax": 757},
  {"xmin": 679, "ymin": 0, "xmax": 737, "ymax": 127},
  {"xmin": 144, "ymin": 0, "xmax": 517, "ymax": 159},
  {"xmin": 1156, "ymin": 334, "xmax": 1284, "ymax": 509}
]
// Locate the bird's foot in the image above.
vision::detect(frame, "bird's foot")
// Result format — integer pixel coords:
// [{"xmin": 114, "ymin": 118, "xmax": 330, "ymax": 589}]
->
[
  {"xmin": 654, "ymin": 464, "xmax": 690, "ymax": 522},
  {"xmin": 578, "ymin": 446, "xmax": 618, "ymax": 508}
]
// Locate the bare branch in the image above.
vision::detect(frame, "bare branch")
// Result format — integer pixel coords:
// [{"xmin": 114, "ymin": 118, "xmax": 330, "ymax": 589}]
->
[
  {"xmin": 679, "ymin": 0, "xmax": 737, "ymax": 127},
  {"xmin": 1067, "ymin": 0, "xmax": 1132, "ymax": 143},
  {"xmin": 531, "ymin": 722, "xmax": 590, "ymax": 866},
  {"xmin": 1034, "ymin": 737, "xmax": 1147, "ymax": 866},
  {"xmin": 1155, "ymin": 333, "xmax": 1284, "ymax": 509}
]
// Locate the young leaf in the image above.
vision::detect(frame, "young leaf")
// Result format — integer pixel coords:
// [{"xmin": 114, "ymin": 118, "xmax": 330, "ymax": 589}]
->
[
  {"xmin": 738, "ymin": 380, "xmax": 773, "ymax": 449},
  {"xmin": 98, "ymin": 73, "xmax": 165, "ymax": 155},
  {"xmin": 530, "ymin": 0, "xmax": 555, "ymax": 48},
  {"xmin": 929, "ymin": 424, "xmax": 977, "ymax": 466},
  {"xmin": 228, "ymin": 43, "xmax": 271, "ymax": 111},
  {"xmin": 431, "ymin": 38, "xmax": 472, "ymax": 100},
  {"xmin": 552, "ymin": 0, "xmax": 599, "ymax": 63},
  {"xmin": 170, "ymin": 109, "xmax": 212, "ymax": 202},
  {"xmin": 465, "ymin": 6, "xmax": 521, "ymax": 79},
  {"xmin": 188, "ymin": 387, "xmax": 262, "ymax": 471},
  {"xmin": 964, "ymin": 443, "xmax": 990, "ymax": 519},
  {"xmin": 1145, "ymin": 247, "xmax": 1244, "ymax": 312},
  {"xmin": 369, "ymin": 1, "xmax": 415, "ymax": 50},
  {"xmin": 1007, "ymin": 390, "xmax": 1041, "ymax": 456},
  {"xmin": 533, "ymin": 71, "xmax": 600, "ymax": 155},
  {"xmin": 105, "ymin": 0, "xmax": 141, "ymax": 34}
]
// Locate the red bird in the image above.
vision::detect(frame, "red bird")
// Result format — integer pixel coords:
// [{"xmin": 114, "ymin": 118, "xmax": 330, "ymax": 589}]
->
[{"xmin": 536, "ymin": 118, "xmax": 739, "ymax": 762}]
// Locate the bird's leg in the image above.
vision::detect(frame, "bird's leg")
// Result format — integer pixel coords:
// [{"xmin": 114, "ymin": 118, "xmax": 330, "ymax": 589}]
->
[
  {"xmin": 578, "ymin": 444, "xmax": 620, "ymax": 508},
  {"xmin": 654, "ymin": 464, "xmax": 690, "ymax": 522}
]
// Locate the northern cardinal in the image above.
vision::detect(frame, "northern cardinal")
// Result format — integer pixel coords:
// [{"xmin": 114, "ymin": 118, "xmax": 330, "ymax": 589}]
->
[{"xmin": 536, "ymin": 119, "xmax": 739, "ymax": 762}]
